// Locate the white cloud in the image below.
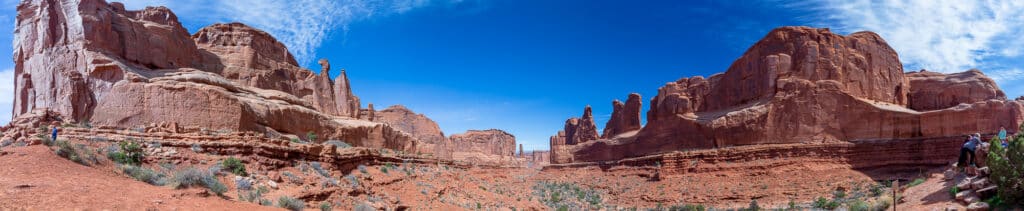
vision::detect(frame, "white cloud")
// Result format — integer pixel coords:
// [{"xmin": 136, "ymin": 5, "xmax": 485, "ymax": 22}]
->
[
  {"xmin": 121, "ymin": 0, "xmax": 458, "ymax": 66},
  {"xmin": 798, "ymin": 0, "xmax": 1024, "ymax": 73},
  {"xmin": 987, "ymin": 68, "xmax": 1024, "ymax": 83},
  {"xmin": 0, "ymin": 68, "xmax": 14, "ymax": 125}
]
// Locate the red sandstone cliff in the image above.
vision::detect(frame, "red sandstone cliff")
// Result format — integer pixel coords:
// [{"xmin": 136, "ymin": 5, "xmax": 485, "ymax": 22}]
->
[
  {"xmin": 7, "ymin": 0, "xmax": 421, "ymax": 151},
  {"xmin": 449, "ymin": 129, "xmax": 518, "ymax": 165},
  {"xmin": 551, "ymin": 26, "xmax": 1024, "ymax": 164}
]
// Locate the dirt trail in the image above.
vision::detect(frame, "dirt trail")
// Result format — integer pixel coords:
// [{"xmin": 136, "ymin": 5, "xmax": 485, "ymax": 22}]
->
[
  {"xmin": 900, "ymin": 169, "xmax": 967, "ymax": 211},
  {"xmin": 0, "ymin": 145, "xmax": 277, "ymax": 210}
]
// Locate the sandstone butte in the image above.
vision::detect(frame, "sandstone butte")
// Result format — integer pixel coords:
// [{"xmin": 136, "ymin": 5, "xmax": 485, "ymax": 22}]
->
[
  {"xmin": 550, "ymin": 27, "xmax": 1023, "ymax": 168},
  {"xmin": 1, "ymin": 0, "xmax": 523, "ymax": 166}
]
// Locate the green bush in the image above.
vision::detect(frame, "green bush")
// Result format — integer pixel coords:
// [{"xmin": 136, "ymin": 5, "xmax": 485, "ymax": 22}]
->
[
  {"xmin": 222, "ymin": 157, "xmax": 248, "ymax": 176},
  {"xmin": 319, "ymin": 202, "xmax": 332, "ymax": 211},
  {"xmin": 906, "ymin": 178, "xmax": 926, "ymax": 188},
  {"xmin": 988, "ymin": 130, "xmax": 1024, "ymax": 204},
  {"xmin": 306, "ymin": 132, "xmax": 318, "ymax": 142},
  {"xmin": 108, "ymin": 141, "xmax": 144, "ymax": 165},
  {"xmin": 278, "ymin": 196, "xmax": 305, "ymax": 211}
]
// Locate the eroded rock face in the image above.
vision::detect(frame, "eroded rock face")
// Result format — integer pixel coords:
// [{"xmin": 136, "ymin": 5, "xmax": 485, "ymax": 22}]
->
[
  {"xmin": 551, "ymin": 26, "xmax": 1024, "ymax": 164},
  {"xmin": 373, "ymin": 105, "xmax": 449, "ymax": 157},
  {"xmin": 13, "ymin": 0, "xmax": 203, "ymax": 122},
  {"xmin": 9, "ymin": 0, "xmax": 415, "ymax": 152},
  {"xmin": 192, "ymin": 23, "xmax": 361, "ymax": 118},
  {"xmin": 602, "ymin": 93, "xmax": 642, "ymax": 138},
  {"xmin": 449, "ymin": 129, "xmax": 517, "ymax": 165},
  {"xmin": 907, "ymin": 69, "xmax": 1006, "ymax": 111}
]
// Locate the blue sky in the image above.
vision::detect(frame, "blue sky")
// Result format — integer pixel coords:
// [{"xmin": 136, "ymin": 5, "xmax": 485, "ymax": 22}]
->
[{"xmin": 1, "ymin": 0, "xmax": 1022, "ymax": 151}]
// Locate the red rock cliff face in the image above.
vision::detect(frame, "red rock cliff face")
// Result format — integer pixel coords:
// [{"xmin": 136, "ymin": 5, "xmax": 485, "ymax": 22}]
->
[
  {"xmin": 373, "ymin": 105, "xmax": 451, "ymax": 158},
  {"xmin": 449, "ymin": 129, "xmax": 517, "ymax": 165},
  {"xmin": 9, "ymin": 0, "xmax": 418, "ymax": 152},
  {"xmin": 906, "ymin": 69, "xmax": 1006, "ymax": 111},
  {"xmin": 551, "ymin": 26, "xmax": 1024, "ymax": 164}
]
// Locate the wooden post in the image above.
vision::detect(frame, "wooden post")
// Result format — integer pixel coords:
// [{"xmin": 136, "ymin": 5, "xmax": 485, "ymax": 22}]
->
[{"xmin": 892, "ymin": 179, "xmax": 899, "ymax": 211}]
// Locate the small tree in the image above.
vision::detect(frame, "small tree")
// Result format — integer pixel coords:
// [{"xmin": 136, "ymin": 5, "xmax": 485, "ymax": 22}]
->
[{"xmin": 987, "ymin": 129, "xmax": 1024, "ymax": 204}]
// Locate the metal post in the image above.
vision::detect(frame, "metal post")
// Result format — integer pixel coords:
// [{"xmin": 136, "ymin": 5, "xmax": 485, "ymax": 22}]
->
[{"xmin": 892, "ymin": 179, "xmax": 899, "ymax": 211}]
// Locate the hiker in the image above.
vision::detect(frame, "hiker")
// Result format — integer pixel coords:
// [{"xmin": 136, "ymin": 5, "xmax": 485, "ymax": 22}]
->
[
  {"xmin": 958, "ymin": 133, "xmax": 983, "ymax": 175},
  {"xmin": 50, "ymin": 123, "xmax": 59, "ymax": 141},
  {"xmin": 999, "ymin": 127, "xmax": 1007, "ymax": 141}
]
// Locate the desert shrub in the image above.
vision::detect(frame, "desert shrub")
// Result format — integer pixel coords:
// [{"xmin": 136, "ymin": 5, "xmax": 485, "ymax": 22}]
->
[
  {"xmin": 239, "ymin": 186, "xmax": 268, "ymax": 203},
  {"xmin": 358, "ymin": 165, "xmax": 368, "ymax": 174},
  {"xmin": 742, "ymin": 200, "xmax": 761, "ymax": 211},
  {"xmin": 319, "ymin": 202, "xmax": 332, "ymax": 211},
  {"xmin": 847, "ymin": 200, "xmax": 869, "ymax": 211},
  {"xmin": 306, "ymin": 132, "xmax": 318, "ymax": 142},
  {"xmin": 324, "ymin": 140, "xmax": 351, "ymax": 148},
  {"xmin": 949, "ymin": 186, "xmax": 960, "ymax": 197},
  {"xmin": 108, "ymin": 141, "xmax": 144, "ymax": 165},
  {"xmin": 278, "ymin": 196, "xmax": 305, "ymax": 211},
  {"xmin": 222, "ymin": 157, "xmax": 248, "ymax": 176},
  {"xmin": 121, "ymin": 164, "xmax": 167, "ymax": 185},
  {"xmin": 354, "ymin": 202, "xmax": 374, "ymax": 211},
  {"xmin": 171, "ymin": 167, "xmax": 226, "ymax": 195},
  {"xmin": 345, "ymin": 174, "xmax": 359, "ymax": 188},
  {"xmin": 190, "ymin": 144, "xmax": 203, "ymax": 153},
  {"xmin": 380, "ymin": 166, "xmax": 389, "ymax": 174},
  {"xmin": 260, "ymin": 199, "xmax": 273, "ymax": 206},
  {"xmin": 54, "ymin": 140, "xmax": 99, "ymax": 166},
  {"xmin": 874, "ymin": 195, "xmax": 893, "ymax": 211},
  {"xmin": 906, "ymin": 178, "xmax": 926, "ymax": 188},
  {"xmin": 310, "ymin": 162, "xmax": 330, "ymax": 177},
  {"xmin": 668, "ymin": 204, "xmax": 705, "ymax": 211},
  {"xmin": 812, "ymin": 197, "xmax": 829, "ymax": 209},
  {"xmin": 282, "ymin": 172, "xmax": 303, "ymax": 184},
  {"xmin": 235, "ymin": 177, "xmax": 253, "ymax": 190},
  {"xmin": 988, "ymin": 131, "xmax": 1024, "ymax": 204}
]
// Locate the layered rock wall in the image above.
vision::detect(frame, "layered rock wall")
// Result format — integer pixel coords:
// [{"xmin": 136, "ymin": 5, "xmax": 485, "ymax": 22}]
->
[
  {"xmin": 8, "ymin": 0, "xmax": 414, "ymax": 152},
  {"xmin": 551, "ymin": 26, "xmax": 1024, "ymax": 165},
  {"xmin": 449, "ymin": 129, "xmax": 517, "ymax": 165}
]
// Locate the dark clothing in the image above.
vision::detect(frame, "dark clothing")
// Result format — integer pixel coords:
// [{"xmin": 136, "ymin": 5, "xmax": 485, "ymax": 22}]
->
[{"xmin": 958, "ymin": 147, "xmax": 976, "ymax": 167}]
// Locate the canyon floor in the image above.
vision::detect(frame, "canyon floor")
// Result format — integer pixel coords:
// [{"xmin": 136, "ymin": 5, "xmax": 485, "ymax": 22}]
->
[{"xmin": 0, "ymin": 135, "xmax": 974, "ymax": 210}]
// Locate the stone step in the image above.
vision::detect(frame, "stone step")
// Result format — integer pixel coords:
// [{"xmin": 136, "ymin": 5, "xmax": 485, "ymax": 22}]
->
[
  {"xmin": 967, "ymin": 202, "xmax": 990, "ymax": 211},
  {"xmin": 971, "ymin": 178, "xmax": 989, "ymax": 190},
  {"xmin": 977, "ymin": 167, "xmax": 990, "ymax": 176},
  {"xmin": 955, "ymin": 189, "xmax": 976, "ymax": 201},
  {"xmin": 957, "ymin": 178, "xmax": 974, "ymax": 190},
  {"xmin": 977, "ymin": 185, "xmax": 998, "ymax": 199}
]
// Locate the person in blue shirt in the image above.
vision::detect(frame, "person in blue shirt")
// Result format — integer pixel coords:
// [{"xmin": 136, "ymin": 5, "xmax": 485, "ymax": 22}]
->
[{"xmin": 51, "ymin": 125, "xmax": 58, "ymax": 141}]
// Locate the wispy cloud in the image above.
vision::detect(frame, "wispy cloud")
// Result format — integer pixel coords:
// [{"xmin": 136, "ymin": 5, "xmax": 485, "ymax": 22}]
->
[
  {"xmin": 795, "ymin": 0, "xmax": 1024, "ymax": 73},
  {"xmin": 122, "ymin": 0, "xmax": 464, "ymax": 66}
]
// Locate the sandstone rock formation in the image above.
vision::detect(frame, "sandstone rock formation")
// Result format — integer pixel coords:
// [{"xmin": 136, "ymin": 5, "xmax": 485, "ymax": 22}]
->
[
  {"xmin": 373, "ymin": 105, "xmax": 450, "ymax": 157},
  {"xmin": 449, "ymin": 129, "xmax": 517, "ymax": 165},
  {"xmin": 550, "ymin": 26, "xmax": 1024, "ymax": 164},
  {"xmin": 602, "ymin": 93, "xmax": 642, "ymax": 138},
  {"xmin": 551, "ymin": 106, "xmax": 599, "ymax": 146},
  {"xmin": 907, "ymin": 69, "xmax": 1006, "ymax": 111},
  {"xmin": 8, "ymin": 0, "xmax": 418, "ymax": 152}
]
